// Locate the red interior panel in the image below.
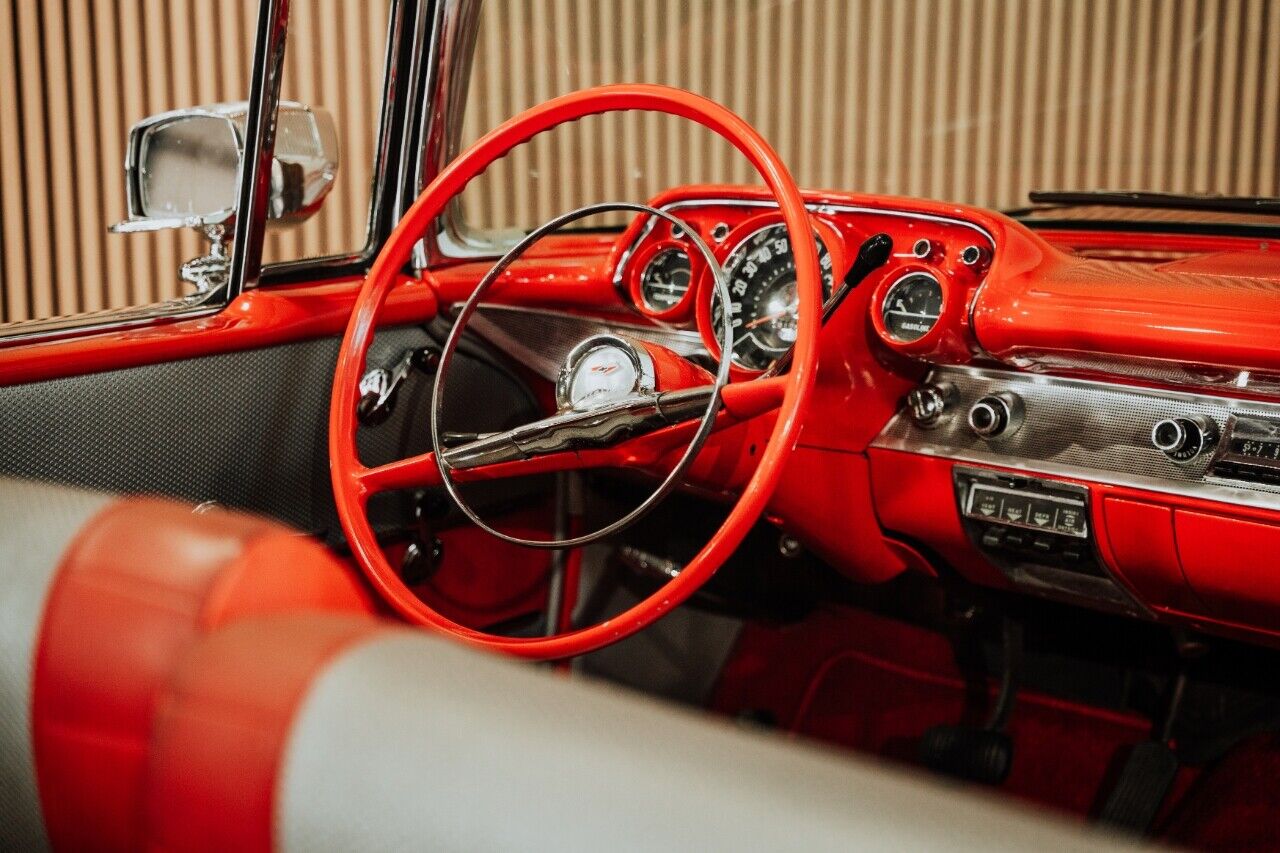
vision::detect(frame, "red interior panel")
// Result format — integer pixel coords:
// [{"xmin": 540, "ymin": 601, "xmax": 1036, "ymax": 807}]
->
[
  {"xmin": 1175, "ymin": 510, "xmax": 1280, "ymax": 628},
  {"xmin": 1098, "ymin": 498, "xmax": 1196, "ymax": 613},
  {"xmin": 972, "ymin": 244, "xmax": 1280, "ymax": 376},
  {"xmin": 865, "ymin": 448, "xmax": 1008, "ymax": 589}
]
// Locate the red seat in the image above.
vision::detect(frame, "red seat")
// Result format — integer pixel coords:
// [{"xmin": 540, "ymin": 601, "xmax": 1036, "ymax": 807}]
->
[
  {"xmin": 0, "ymin": 480, "xmax": 373, "ymax": 851},
  {"xmin": 4, "ymin": 480, "xmax": 1128, "ymax": 851}
]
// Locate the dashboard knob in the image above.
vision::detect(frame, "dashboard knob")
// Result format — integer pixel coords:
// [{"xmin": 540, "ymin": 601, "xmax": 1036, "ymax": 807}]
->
[
  {"xmin": 906, "ymin": 381, "xmax": 957, "ymax": 427},
  {"xmin": 968, "ymin": 392, "xmax": 1024, "ymax": 439},
  {"xmin": 1151, "ymin": 415, "xmax": 1218, "ymax": 462}
]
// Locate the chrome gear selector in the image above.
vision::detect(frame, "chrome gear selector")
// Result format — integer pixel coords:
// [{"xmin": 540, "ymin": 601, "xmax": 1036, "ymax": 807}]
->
[{"xmin": 1151, "ymin": 415, "xmax": 1218, "ymax": 463}]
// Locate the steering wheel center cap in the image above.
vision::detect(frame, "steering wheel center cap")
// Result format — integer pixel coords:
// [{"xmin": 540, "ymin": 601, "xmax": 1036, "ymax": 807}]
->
[{"xmin": 556, "ymin": 334, "xmax": 655, "ymax": 411}]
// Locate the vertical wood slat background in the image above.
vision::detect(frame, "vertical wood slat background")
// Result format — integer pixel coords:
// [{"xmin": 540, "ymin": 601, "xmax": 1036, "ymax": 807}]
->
[
  {"xmin": 4, "ymin": 1, "xmax": 1279, "ymax": 326},
  {"xmin": 0, "ymin": 0, "xmax": 388, "ymax": 325},
  {"xmin": 460, "ymin": 0, "xmax": 1280, "ymax": 232}
]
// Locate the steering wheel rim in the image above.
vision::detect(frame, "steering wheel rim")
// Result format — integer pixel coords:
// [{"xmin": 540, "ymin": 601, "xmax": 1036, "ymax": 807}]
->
[{"xmin": 329, "ymin": 84, "xmax": 822, "ymax": 660}]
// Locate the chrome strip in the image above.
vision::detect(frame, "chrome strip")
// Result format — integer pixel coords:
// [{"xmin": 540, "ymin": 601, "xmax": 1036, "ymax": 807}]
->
[
  {"xmin": 227, "ymin": 0, "xmax": 290, "ymax": 296},
  {"xmin": 872, "ymin": 365, "xmax": 1280, "ymax": 513},
  {"xmin": 0, "ymin": 302, "xmax": 222, "ymax": 348}
]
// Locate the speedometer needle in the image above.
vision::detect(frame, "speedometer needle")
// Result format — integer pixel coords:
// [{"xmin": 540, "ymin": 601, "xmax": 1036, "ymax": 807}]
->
[{"xmin": 744, "ymin": 309, "xmax": 793, "ymax": 330}]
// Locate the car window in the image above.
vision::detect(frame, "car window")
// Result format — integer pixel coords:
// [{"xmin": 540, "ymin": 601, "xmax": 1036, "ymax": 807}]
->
[
  {"xmin": 0, "ymin": 0, "xmax": 388, "ymax": 333},
  {"xmin": 263, "ymin": 0, "xmax": 391, "ymax": 266},
  {"xmin": 450, "ymin": 0, "xmax": 1280, "ymax": 245}
]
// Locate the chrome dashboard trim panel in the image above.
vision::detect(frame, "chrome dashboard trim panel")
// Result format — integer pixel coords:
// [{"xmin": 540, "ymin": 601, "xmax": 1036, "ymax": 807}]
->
[
  {"xmin": 872, "ymin": 365, "xmax": 1280, "ymax": 513},
  {"xmin": 465, "ymin": 304, "xmax": 709, "ymax": 382}
]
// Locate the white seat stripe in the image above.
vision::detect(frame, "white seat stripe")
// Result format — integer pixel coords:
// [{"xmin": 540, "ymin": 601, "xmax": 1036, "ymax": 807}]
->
[{"xmin": 0, "ymin": 480, "xmax": 110, "ymax": 852}]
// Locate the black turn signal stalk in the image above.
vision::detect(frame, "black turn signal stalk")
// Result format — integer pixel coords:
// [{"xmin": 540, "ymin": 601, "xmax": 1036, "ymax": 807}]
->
[
  {"xmin": 763, "ymin": 233, "xmax": 893, "ymax": 379},
  {"xmin": 823, "ymin": 232, "xmax": 894, "ymax": 323}
]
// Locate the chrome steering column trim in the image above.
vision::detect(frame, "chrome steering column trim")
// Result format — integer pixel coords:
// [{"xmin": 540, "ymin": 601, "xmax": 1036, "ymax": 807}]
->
[{"xmin": 443, "ymin": 386, "xmax": 715, "ymax": 471}]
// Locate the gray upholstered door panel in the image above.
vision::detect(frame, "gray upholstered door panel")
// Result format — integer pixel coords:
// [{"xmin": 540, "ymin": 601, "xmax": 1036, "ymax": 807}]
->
[{"xmin": 0, "ymin": 326, "xmax": 537, "ymax": 534}]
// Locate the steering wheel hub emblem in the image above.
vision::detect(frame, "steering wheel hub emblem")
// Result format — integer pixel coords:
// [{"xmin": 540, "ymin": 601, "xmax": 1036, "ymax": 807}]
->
[{"xmin": 556, "ymin": 334, "xmax": 655, "ymax": 412}]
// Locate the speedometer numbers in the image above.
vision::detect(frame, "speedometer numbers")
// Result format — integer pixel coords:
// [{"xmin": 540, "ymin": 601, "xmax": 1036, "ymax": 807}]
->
[{"xmin": 711, "ymin": 224, "xmax": 834, "ymax": 371}]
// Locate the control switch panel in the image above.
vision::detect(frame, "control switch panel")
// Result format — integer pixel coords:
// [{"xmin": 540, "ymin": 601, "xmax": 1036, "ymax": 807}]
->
[{"xmin": 954, "ymin": 467, "xmax": 1148, "ymax": 619}]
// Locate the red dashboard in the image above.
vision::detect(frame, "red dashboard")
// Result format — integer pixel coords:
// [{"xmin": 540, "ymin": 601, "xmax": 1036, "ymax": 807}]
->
[{"xmin": 451, "ymin": 185, "xmax": 1280, "ymax": 650}]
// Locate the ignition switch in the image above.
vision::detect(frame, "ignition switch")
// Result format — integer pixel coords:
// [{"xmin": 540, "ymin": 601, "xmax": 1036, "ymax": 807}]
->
[{"xmin": 907, "ymin": 381, "xmax": 958, "ymax": 427}]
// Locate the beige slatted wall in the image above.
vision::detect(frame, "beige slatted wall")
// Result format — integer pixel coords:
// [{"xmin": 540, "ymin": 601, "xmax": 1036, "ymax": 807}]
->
[
  {"xmin": 0, "ymin": 0, "xmax": 387, "ymax": 325},
  {"xmin": 458, "ymin": 0, "xmax": 1280, "ymax": 231},
  {"xmin": 3, "ymin": 1, "xmax": 1279, "ymax": 325}
]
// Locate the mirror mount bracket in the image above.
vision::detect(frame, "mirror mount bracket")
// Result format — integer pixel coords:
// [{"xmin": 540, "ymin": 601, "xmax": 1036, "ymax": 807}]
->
[{"xmin": 179, "ymin": 223, "xmax": 232, "ymax": 296}]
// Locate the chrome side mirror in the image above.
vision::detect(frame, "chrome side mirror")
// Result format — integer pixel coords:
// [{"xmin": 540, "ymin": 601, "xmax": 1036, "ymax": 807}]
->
[{"xmin": 109, "ymin": 101, "xmax": 339, "ymax": 292}]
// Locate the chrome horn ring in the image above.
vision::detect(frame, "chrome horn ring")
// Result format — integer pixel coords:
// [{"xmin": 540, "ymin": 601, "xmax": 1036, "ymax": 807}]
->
[{"xmin": 430, "ymin": 201, "xmax": 732, "ymax": 549}]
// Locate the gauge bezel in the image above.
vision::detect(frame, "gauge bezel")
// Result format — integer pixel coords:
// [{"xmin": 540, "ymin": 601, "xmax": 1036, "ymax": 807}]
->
[
  {"xmin": 694, "ymin": 213, "xmax": 844, "ymax": 375},
  {"xmin": 878, "ymin": 271, "xmax": 945, "ymax": 344},
  {"xmin": 626, "ymin": 238, "xmax": 698, "ymax": 319},
  {"xmin": 870, "ymin": 267, "xmax": 953, "ymax": 354}
]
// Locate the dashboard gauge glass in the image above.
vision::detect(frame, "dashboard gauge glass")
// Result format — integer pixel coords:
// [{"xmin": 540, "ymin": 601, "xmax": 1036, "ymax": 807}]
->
[
  {"xmin": 638, "ymin": 247, "xmax": 692, "ymax": 312},
  {"xmin": 881, "ymin": 273, "xmax": 944, "ymax": 343},
  {"xmin": 711, "ymin": 224, "xmax": 834, "ymax": 371}
]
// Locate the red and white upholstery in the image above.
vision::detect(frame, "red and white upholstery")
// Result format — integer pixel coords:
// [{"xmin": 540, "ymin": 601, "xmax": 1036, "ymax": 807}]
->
[
  {"xmin": 137, "ymin": 614, "xmax": 1132, "ymax": 852},
  {"xmin": 0, "ymin": 480, "xmax": 373, "ymax": 851},
  {"xmin": 3, "ymin": 479, "xmax": 1130, "ymax": 851}
]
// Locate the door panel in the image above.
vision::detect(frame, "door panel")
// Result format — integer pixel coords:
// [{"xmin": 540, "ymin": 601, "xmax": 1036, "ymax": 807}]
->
[{"xmin": 0, "ymin": 325, "xmax": 539, "ymax": 536}]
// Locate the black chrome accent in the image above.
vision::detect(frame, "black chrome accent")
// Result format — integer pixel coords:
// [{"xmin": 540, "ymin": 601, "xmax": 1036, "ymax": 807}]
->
[
  {"xmin": 227, "ymin": 0, "xmax": 289, "ymax": 297},
  {"xmin": 1151, "ymin": 415, "xmax": 1217, "ymax": 463},
  {"xmin": 1025, "ymin": 190, "xmax": 1280, "ymax": 216}
]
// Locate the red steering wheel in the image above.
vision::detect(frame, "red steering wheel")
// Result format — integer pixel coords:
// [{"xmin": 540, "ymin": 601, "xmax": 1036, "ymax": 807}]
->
[{"xmin": 329, "ymin": 84, "xmax": 821, "ymax": 660}]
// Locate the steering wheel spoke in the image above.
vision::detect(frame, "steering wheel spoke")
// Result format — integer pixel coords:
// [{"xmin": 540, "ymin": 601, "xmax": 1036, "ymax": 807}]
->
[{"xmin": 359, "ymin": 380, "xmax": 785, "ymax": 496}]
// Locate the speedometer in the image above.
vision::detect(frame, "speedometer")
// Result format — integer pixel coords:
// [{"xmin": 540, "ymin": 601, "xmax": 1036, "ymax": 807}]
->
[{"xmin": 711, "ymin": 224, "xmax": 834, "ymax": 371}]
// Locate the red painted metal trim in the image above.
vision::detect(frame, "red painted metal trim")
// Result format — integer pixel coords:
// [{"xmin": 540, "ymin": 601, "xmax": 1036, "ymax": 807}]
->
[{"xmin": 0, "ymin": 277, "xmax": 436, "ymax": 387}]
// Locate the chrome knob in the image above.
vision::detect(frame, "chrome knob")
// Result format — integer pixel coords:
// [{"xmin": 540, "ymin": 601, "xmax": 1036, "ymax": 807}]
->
[
  {"xmin": 1152, "ymin": 415, "xmax": 1217, "ymax": 462},
  {"xmin": 968, "ymin": 392, "xmax": 1024, "ymax": 439},
  {"xmin": 906, "ymin": 381, "xmax": 957, "ymax": 427}
]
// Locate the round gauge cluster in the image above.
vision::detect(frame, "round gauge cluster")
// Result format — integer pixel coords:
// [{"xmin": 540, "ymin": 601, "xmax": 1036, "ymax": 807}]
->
[
  {"xmin": 638, "ymin": 247, "xmax": 692, "ymax": 312},
  {"xmin": 880, "ymin": 272, "xmax": 944, "ymax": 343},
  {"xmin": 711, "ymin": 224, "xmax": 834, "ymax": 371}
]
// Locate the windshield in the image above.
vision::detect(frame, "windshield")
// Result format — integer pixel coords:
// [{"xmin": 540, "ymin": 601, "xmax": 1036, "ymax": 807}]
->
[{"xmin": 451, "ymin": 0, "xmax": 1280, "ymax": 242}]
